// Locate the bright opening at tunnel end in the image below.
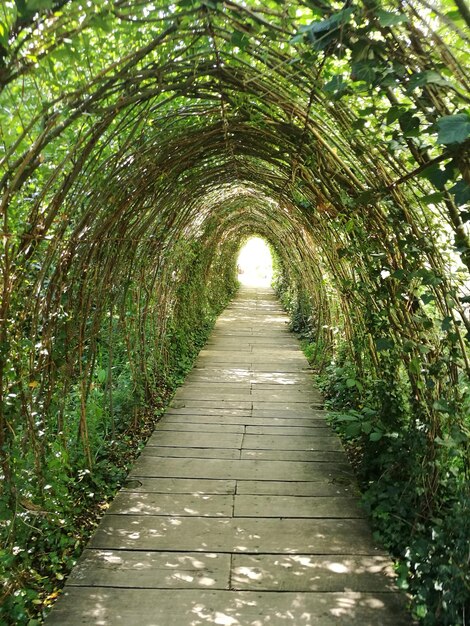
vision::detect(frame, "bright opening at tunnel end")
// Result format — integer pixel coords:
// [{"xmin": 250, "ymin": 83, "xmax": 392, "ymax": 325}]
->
[{"xmin": 237, "ymin": 237, "xmax": 273, "ymax": 288}]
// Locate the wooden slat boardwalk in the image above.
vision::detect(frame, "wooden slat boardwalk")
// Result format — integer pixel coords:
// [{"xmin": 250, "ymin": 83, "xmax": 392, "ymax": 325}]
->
[{"xmin": 46, "ymin": 287, "xmax": 412, "ymax": 625}]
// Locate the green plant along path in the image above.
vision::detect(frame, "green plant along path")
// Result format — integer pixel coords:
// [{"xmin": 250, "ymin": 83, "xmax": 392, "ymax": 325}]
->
[{"xmin": 0, "ymin": 0, "xmax": 468, "ymax": 624}]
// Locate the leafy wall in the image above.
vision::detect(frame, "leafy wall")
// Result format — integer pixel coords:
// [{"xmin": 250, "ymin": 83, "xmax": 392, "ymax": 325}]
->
[{"xmin": 0, "ymin": 0, "xmax": 469, "ymax": 623}]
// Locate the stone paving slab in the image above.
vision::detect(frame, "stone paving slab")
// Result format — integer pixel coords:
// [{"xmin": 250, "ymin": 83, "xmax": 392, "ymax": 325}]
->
[{"xmin": 45, "ymin": 286, "xmax": 411, "ymax": 625}]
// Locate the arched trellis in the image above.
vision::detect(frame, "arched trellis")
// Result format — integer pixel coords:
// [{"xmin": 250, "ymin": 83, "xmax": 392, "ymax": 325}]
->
[{"xmin": 0, "ymin": 0, "xmax": 469, "ymax": 622}]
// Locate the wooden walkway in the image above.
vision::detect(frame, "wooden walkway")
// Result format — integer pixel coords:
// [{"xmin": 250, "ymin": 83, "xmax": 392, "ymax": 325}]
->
[{"xmin": 46, "ymin": 287, "xmax": 411, "ymax": 625}]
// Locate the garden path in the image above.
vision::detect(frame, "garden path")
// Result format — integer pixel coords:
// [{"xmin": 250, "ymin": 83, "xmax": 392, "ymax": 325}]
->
[{"xmin": 45, "ymin": 286, "xmax": 412, "ymax": 625}]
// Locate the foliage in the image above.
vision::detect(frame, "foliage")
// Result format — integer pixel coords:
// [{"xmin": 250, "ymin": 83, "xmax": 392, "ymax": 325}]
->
[
  {"xmin": 0, "ymin": 0, "xmax": 469, "ymax": 623},
  {"xmin": 0, "ymin": 233, "xmax": 238, "ymax": 623},
  {"xmin": 282, "ymin": 268, "xmax": 470, "ymax": 623}
]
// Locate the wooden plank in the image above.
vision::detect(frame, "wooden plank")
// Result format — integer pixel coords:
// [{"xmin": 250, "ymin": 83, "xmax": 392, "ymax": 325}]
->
[
  {"xmin": 171, "ymin": 399, "xmax": 252, "ymax": 410},
  {"xmin": 166, "ymin": 407, "xmax": 251, "ymax": 416},
  {"xmin": 108, "ymin": 492, "xmax": 233, "ymax": 517},
  {"xmin": 233, "ymin": 494, "xmax": 364, "ymax": 518},
  {"xmin": 245, "ymin": 425, "xmax": 334, "ymax": 436},
  {"xmin": 142, "ymin": 447, "xmax": 241, "ymax": 460},
  {"xmin": 174, "ymin": 391, "xmax": 255, "ymax": 402},
  {"xmin": 45, "ymin": 588, "xmax": 411, "ymax": 626},
  {"xmin": 129, "ymin": 457, "xmax": 353, "ymax": 481},
  {"xmin": 252, "ymin": 408, "xmax": 328, "ymax": 418},
  {"xmin": 89, "ymin": 516, "xmax": 384, "ymax": 554},
  {"xmin": 231, "ymin": 555, "xmax": 397, "ymax": 592},
  {"xmin": 121, "ymin": 477, "xmax": 236, "ymax": 494},
  {"xmin": 67, "ymin": 550, "xmax": 230, "ymax": 589},
  {"xmin": 243, "ymin": 435, "xmax": 344, "ymax": 452},
  {"xmin": 241, "ymin": 449, "xmax": 347, "ymax": 462},
  {"xmin": 155, "ymin": 423, "xmax": 245, "ymax": 434},
  {"xmin": 163, "ymin": 414, "xmax": 327, "ymax": 427},
  {"xmin": 147, "ymin": 431, "xmax": 243, "ymax": 448},
  {"xmin": 236, "ymin": 480, "xmax": 357, "ymax": 497}
]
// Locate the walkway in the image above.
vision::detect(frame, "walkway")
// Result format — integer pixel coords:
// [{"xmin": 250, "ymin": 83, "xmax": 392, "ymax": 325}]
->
[{"xmin": 46, "ymin": 287, "xmax": 411, "ymax": 625}]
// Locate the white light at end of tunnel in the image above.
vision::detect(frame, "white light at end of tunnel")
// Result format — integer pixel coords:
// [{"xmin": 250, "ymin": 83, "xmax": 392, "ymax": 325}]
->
[{"xmin": 237, "ymin": 237, "xmax": 273, "ymax": 287}]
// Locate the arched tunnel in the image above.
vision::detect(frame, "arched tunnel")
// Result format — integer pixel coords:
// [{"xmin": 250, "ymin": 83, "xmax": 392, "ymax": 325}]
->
[{"xmin": 0, "ymin": 1, "xmax": 469, "ymax": 623}]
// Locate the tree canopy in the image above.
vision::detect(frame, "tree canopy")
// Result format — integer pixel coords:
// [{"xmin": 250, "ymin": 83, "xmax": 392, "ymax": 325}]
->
[{"xmin": 0, "ymin": 0, "xmax": 469, "ymax": 623}]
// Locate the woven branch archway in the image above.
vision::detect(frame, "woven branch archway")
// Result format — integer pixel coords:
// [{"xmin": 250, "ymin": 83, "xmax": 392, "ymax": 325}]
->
[{"xmin": 0, "ymin": 0, "xmax": 469, "ymax": 621}]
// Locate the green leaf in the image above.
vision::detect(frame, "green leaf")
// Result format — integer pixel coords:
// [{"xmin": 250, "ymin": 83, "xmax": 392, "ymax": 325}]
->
[
  {"xmin": 369, "ymin": 431, "xmax": 383, "ymax": 441},
  {"xmin": 26, "ymin": 0, "xmax": 53, "ymax": 11},
  {"xmin": 376, "ymin": 10, "xmax": 409, "ymax": 27},
  {"xmin": 0, "ymin": 21, "xmax": 9, "ymax": 48},
  {"xmin": 420, "ymin": 292, "xmax": 435, "ymax": 305},
  {"xmin": 290, "ymin": 33, "xmax": 304, "ymax": 44},
  {"xmin": 433, "ymin": 399, "xmax": 451, "ymax": 413},
  {"xmin": 346, "ymin": 378, "xmax": 357, "ymax": 388},
  {"xmin": 351, "ymin": 118, "xmax": 367, "ymax": 130},
  {"xmin": 90, "ymin": 15, "xmax": 113, "ymax": 33},
  {"xmin": 399, "ymin": 110, "xmax": 420, "ymax": 137},
  {"xmin": 436, "ymin": 114, "xmax": 470, "ymax": 145},
  {"xmin": 415, "ymin": 268, "xmax": 442, "ymax": 286},
  {"xmin": 345, "ymin": 422, "xmax": 362, "ymax": 437},
  {"xmin": 14, "ymin": 0, "xmax": 28, "ymax": 15},
  {"xmin": 354, "ymin": 189, "xmax": 376, "ymax": 205},
  {"xmin": 351, "ymin": 60, "xmax": 377, "ymax": 84},
  {"xmin": 335, "ymin": 414, "xmax": 359, "ymax": 422},
  {"xmin": 419, "ymin": 162, "xmax": 456, "ymax": 190},
  {"xmin": 386, "ymin": 105, "xmax": 408, "ymax": 125},
  {"xmin": 420, "ymin": 191, "xmax": 444, "ymax": 205},
  {"xmin": 408, "ymin": 70, "xmax": 449, "ymax": 91},
  {"xmin": 323, "ymin": 74, "xmax": 348, "ymax": 97},
  {"xmin": 441, "ymin": 316, "xmax": 453, "ymax": 331},
  {"xmin": 299, "ymin": 7, "xmax": 354, "ymax": 51},
  {"xmin": 375, "ymin": 337, "xmax": 394, "ymax": 352},
  {"xmin": 231, "ymin": 30, "xmax": 250, "ymax": 49},
  {"xmin": 450, "ymin": 180, "xmax": 470, "ymax": 206}
]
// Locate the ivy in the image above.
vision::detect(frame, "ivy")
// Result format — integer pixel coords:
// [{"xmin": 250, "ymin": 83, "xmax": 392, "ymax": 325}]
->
[
  {"xmin": 436, "ymin": 113, "xmax": 470, "ymax": 145},
  {"xmin": 0, "ymin": 0, "xmax": 469, "ymax": 624}
]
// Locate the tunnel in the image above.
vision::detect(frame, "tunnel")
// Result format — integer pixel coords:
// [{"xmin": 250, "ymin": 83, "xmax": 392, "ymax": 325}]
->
[{"xmin": 0, "ymin": 0, "xmax": 469, "ymax": 623}]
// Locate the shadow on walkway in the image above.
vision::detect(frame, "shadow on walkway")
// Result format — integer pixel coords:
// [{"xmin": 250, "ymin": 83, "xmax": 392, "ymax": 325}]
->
[{"xmin": 46, "ymin": 287, "xmax": 412, "ymax": 625}]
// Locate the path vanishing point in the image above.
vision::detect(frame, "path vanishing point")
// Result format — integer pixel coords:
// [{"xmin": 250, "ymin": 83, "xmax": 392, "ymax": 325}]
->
[{"xmin": 45, "ymin": 286, "xmax": 412, "ymax": 625}]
